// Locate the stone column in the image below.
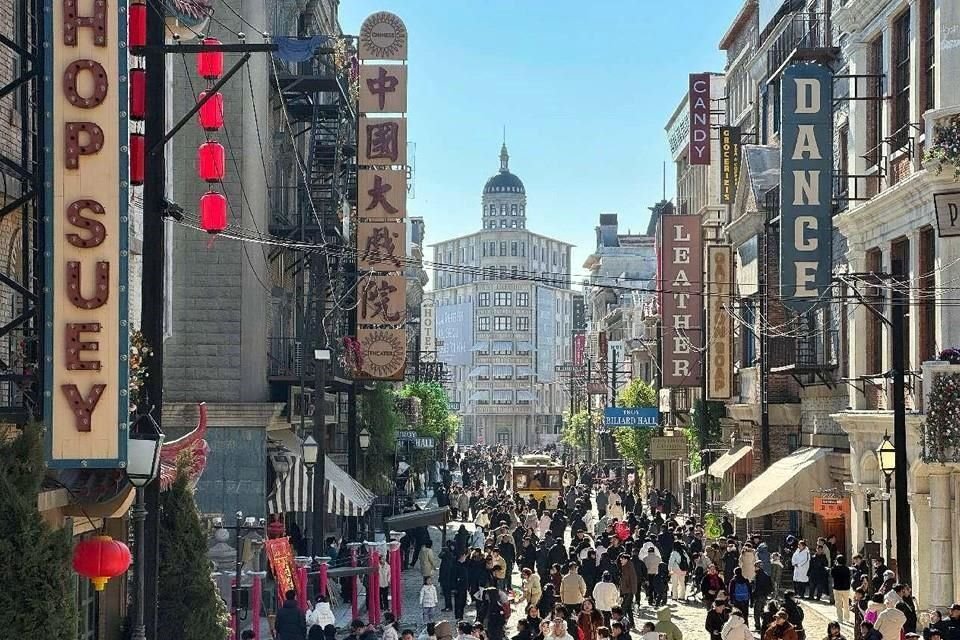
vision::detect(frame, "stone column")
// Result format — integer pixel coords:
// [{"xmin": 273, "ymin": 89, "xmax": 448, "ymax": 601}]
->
[{"xmin": 927, "ymin": 469, "xmax": 954, "ymax": 609}]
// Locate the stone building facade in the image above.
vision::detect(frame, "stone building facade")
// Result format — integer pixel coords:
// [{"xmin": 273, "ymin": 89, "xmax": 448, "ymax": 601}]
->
[{"xmin": 429, "ymin": 145, "xmax": 575, "ymax": 448}]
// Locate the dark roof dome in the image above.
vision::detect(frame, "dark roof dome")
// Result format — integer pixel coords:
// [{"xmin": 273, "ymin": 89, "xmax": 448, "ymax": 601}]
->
[{"xmin": 483, "ymin": 144, "xmax": 525, "ymax": 195}]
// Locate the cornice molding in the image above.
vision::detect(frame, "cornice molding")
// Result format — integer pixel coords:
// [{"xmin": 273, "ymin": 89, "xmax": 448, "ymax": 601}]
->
[{"xmin": 834, "ymin": 0, "xmax": 890, "ymax": 35}]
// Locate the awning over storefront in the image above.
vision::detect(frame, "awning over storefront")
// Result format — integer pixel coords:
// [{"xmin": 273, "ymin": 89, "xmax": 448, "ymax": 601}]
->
[
  {"xmin": 267, "ymin": 431, "xmax": 376, "ymax": 517},
  {"xmin": 724, "ymin": 447, "xmax": 833, "ymax": 519},
  {"xmin": 708, "ymin": 444, "xmax": 753, "ymax": 478},
  {"xmin": 687, "ymin": 470, "xmax": 706, "ymax": 482}
]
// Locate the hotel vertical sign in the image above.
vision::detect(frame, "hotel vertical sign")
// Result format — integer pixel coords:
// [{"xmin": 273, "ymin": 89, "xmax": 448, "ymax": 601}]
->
[
  {"xmin": 659, "ymin": 215, "xmax": 703, "ymax": 387},
  {"xmin": 356, "ymin": 12, "xmax": 409, "ymax": 380},
  {"xmin": 706, "ymin": 245, "xmax": 733, "ymax": 400},
  {"xmin": 689, "ymin": 74, "xmax": 711, "ymax": 166},
  {"xmin": 45, "ymin": 0, "xmax": 130, "ymax": 466},
  {"xmin": 780, "ymin": 64, "xmax": 833, "ymax": 311}
]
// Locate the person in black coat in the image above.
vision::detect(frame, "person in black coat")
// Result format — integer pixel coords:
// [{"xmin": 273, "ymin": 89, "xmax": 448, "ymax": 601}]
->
[
  {"xmin": 705, "ymin": 599, "xmax": 729, "ymax": 640},
  {"xmin": 547, "ymin": 538, "xmax": 569, "ymax": 570},
  {"xmin": 752, "ymin": 563, "xmax": 774, "ymax": 631},
  {"xmin": 439, "ymin": 542, "xmax": 457, "ymax": 611},
  {"xmin": 275, "ymin": 590, "xmax": 306, "ymax": 640},
  {"xmin": 452, "ymin": 553, "xmax": 470, "ymax": 620}
]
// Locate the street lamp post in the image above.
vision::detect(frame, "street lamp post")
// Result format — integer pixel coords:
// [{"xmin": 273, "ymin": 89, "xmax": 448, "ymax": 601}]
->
[
  {"xmin": 214, "ymin": 512, "xmax": 265, "ymax": 639},
  {"xmin": 876, "ymin": 433, "xmax": 896, "ymax": 568},
  {"xmin": 301, "ymin": 435, "xmax": 320, "ymax": 557},
  {"xmin": 359, "ymin": 428, "xmax": 370, "ymax": 538},
  {"xmin": 126, "ymin": 415, "xmax": 165, "ymax": 640}
]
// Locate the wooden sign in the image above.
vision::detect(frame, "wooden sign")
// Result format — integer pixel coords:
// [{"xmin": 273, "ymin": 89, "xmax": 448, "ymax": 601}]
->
[
  {"xmin": 359, "ymin": 65, "xmax": 407, "ymax": 114},
  {"xmin": 357, "ymin": 222, "xmax": 405, "ymax": 271},
  {"xmin": 358, "ymin": 117, "xmax": 407, "ymax": 166},
  {"xmin": 356, "ymin": 329, "xmax": 407, "ymax": 380},
  {"xmin": 359, "ymin": 170, "xmax": 407, "ymax": 219},
  {"xmin": 45, "ymin": 0, "xmax": 130, "ymax": 466},
  {"xmin": 706, "ymin": 245, "xmax": 734, "ymax": 400},
  {"xmin": 357, "ymin": 275, "xmax": 406, "ymax": 326},
  {"xmin": 813, "ymin": 496, "xmax": 850, "ymax": 520},
  {"xmin": 359, "ymin": 11, "xmax": 408, "ymax": 61}
]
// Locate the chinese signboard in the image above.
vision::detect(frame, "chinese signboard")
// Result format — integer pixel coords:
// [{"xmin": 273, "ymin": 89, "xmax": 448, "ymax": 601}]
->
[
  {"xmin": 719, "ymin": 126, "xmax": 741, "ymax": 204},
  {"xmin": 659, "ymin": 215, "xmax": 703, "ymax": 387},
  {"xmin": 649, "ymin": 436, "xmax": 688, "ymax": 460},
  {"xmin": 573, "ymin": 332, "xmax": 586, "ymax": 368},
  {"xmin": 45, "ymin": 0, "xmax": 129, "ymax": 467},
  {"xmin": 813, "ymin": 496, "xmax": 850, "ymax": 520},
  {"xmin": 356, "ymin": 12, "xmax": 409, "ymax": 379},
  {"xmin": 780, "ymin": 64, "xmax": 833, "ymax": 311},
  {"xmin": 706, "ymin": 245, "xmax": 734, "ymax": 400},
  {"xmin": 264, "ymin": 538, "xmax": 298, "ymax": 598},
  {"xmin": 602, "ymin": 407, "xmax": 660, "ymax": 428},
  {"xmin": 688, "ymin": 74, "xmax": 711, "ymax": 165}
]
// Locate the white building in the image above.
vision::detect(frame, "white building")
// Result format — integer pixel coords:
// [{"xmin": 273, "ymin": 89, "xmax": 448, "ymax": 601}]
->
[{"xmin": 427, "ymin": 145, "xmax": 575, "ymax": 448}]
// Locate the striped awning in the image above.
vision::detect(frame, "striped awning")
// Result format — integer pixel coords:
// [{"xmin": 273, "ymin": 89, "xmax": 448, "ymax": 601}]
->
[
  {"xmin": 468, "ymin": 366, "xmax": 489, "ymax": 378},
  {"xmin": 266, "ymin": 433, "xmax": 376, "ymax": 517},
  {"xmin": 471, "ymin": 341, "xmax": 490, "ymax": 352}
]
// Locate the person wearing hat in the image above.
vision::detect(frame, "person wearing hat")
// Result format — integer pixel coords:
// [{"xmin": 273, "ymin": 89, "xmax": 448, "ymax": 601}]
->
[
  {"xmin": 762, "ymin": 610, "xmax": 799, "ymax": 640},
  {"xmin": 944, "ymin": 604, "xmax": 960, "ymax": 640}
]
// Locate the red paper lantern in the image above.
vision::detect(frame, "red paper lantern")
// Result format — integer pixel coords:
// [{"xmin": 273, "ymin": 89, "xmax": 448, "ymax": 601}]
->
[
  {"xmin": 200, "ymin": 191, "xmax": 227, "ymax": 233},
  {"xmin": 197, "ymin": 38, "xmax": 224, "ymax": 80},
  {"xmin": 197, "ymin": 91, "xmax": 224, "ymax": 131},
  {"xmin": 130, "ymin": 68, "xmax": 146, "ymax": 120},
  {"xmin": 130, "ymin": 133, "xmax": 145, "ymax": 186},
  {"xmin": 197, "ymin": 142, "xmax": 225, "ymax": 182},
  {"xmin": 128, "ymin": 3, "xmax": 147, "ymax": 48},
  {"xmin": 73, "ymin": 535, "xmax": 132, "ymax": 591}
]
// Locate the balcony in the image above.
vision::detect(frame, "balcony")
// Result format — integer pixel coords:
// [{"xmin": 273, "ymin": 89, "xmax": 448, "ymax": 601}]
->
[
  {"xmin": 767, "ymin": 12, "xmax": 839, "ymax": 79},
  {"xmin": 860, "ymin": 375, "xmax": 919, "ymax": 412}
]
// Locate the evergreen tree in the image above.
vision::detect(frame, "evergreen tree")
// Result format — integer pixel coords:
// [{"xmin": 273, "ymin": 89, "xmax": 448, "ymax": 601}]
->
[
  {"xmin": 0, "ymin": 424, "xmax": 77, "ymax": 638},
  {"xmin": 157, "ymin": 461, "xmax": 230, "ymax": 640}
]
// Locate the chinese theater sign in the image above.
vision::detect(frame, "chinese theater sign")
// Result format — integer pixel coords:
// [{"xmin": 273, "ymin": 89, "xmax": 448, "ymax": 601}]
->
[
  {"xmin": 356, "ymin": 12, "xmax": 408, "ymax": 380},
  {"xmin": 45, "ymin": 0, "xmax": 130, "ymax": 466},
  {"xmin": 780, "ymin": 64, "xmax": 833, "ymax": 312},
  {"xmin": 706, "ymin": 245, "xmax": 733, "ymax": 400},
  {"xmin": 659, "ymin": 215, "xmax": 703, "ymax": 387}
]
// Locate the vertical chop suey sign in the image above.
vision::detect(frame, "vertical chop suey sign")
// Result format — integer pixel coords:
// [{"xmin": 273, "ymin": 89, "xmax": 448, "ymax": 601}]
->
[
  {"xmin": 659, "ymin": 215, "xmax": 703, "ymax": 387},
  {"xmin": 688, "ymin": 74, "xmax": 711, "ymax": 166},
  {"xmin": 780, "ymin": 64, "xmax": 833, "ymax": 311},
  {"xmin": 45, "ymin": 0, "xmax": 130, "ymax": 466}
]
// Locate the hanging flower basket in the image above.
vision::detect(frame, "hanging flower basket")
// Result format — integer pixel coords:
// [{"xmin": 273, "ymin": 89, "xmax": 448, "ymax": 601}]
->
[
  {"xmin": 923, "ymin": 115, "xmax": 960, "ymax": 180},
  {"xmin": 341, "ymin": 336, "xmax": 364, "ymax": 377},
  {"xmin": 938, "ymin": 348, "xmax": 960, "ymax": 365}
]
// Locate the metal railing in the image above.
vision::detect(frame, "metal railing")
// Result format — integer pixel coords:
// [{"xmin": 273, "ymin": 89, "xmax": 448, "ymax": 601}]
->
[{"xmin": 767, "ymin": 12, "xmax": 834, "ymax": 75}]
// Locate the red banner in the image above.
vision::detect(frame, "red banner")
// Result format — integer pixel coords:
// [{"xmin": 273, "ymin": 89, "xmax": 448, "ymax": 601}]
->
[
  {"xmin": 689, "ymin": 73, "xmax": 711, "ymax": 165},
  {"xmin": 264, "ymin": 537, "xmax": 298, "ymax": 599},
  {"xmin": 813, "ymin": 496, "xmax": 850, "ymax": 520},
  {"xmin": 573, "ymin": 333, "xmax": 586, "ymax": 367}
]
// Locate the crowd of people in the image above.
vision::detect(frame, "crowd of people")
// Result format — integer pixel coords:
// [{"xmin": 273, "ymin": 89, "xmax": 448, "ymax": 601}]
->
[{"xmin": 272, "ymin": 446, "xmax": 960, "ymax": 640}]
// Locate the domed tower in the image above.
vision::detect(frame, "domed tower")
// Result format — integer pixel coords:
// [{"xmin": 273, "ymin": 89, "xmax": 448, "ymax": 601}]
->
[{"xmin": 482, "ymin": 144, "xmax": 526, "ymax": 230}]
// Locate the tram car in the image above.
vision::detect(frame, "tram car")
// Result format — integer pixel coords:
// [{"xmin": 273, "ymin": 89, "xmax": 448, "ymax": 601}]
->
[{"xmin": 511, "ymin": 454, "xmax": 564, "ymax": 509}]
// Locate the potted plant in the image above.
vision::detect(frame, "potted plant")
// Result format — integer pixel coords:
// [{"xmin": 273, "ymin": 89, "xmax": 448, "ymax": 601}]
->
[{"xmin": 923, "ymin": 116, "xmax": 960, "ymax": 180}]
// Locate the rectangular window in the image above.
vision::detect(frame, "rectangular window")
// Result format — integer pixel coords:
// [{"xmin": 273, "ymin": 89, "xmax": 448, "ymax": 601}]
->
[
  {"xmin": 516, "ymin": 292, "xmax": 529, "ymax": 307},
  {"xmin": 477, "ymin": 316, "xmax": 490, "ymax": 332},
  {"xmin": 511, "ymin": 241, "xmax": 518, "ymax": 256},
  {"xmin": 493, "ymin": 341, "xmax": 513, "ymax": 355},
  {"xmin": 494, "ymin": 292, "xmax": 511, "ymax": 306},
  {"xmin": 489, "ymin": 242, "xmax": 496, "ymax": 256},
  {"xmin": 742, "ymin": 299, "xmax": 756, "ymax": 366},
  {"xmin": 516, "ymin": 367, "xmax": 530, "ymax": 381},
  {"xmin": 922, "ymin": 0, "xmax": 935, "ymax": 111},
  {"xmin": 865, "ymin": 248, "xmax": 884, "ymax": 374},
  {"xmin": 477, "ymin": 366, "xmax": 489, "ymax": 381},
  {"xmin": 500, "ymin": 242, "xmax": 507, "ymax": 256},
  {"xmin": 478, "ymin": 292, "xmax": 490, "ymax": 307},
  {"xmin": 482, "ymin": 243, "xmax": 487, "ymax": 257},
  {"xmin": 521, "ymin": 243, "xmax": 526, "ymax": 258},
  {"xmin": 493, "ymin": 365, "xmax": 513, "ymax": 380},
  {"xmin": 771, "ymin": 78, "xmax": 781, "ymax": 134},
  {"xmin": 494, "ymin": 316, "xmax": 512, "ymax": 331},
  {"xmin": 891, "ymin": 10, "xmax": 911, "ymax": 150},
  {"xmin": 836, "ymin": 124, "xmax": 849, "ymax": 212},
  {"xmin": 867, "ymin": 36, "xmax": 883, "ymax": 167},
  {"xmin": 493, "ymin": 390, "xmax": 513, "ymax": 405},
  {"xmin": 919, "ymin": 227, "xmax": 936, "ymax": 363},
  {"xmin": 516, "ymin": 316, "xmax": 530, "ymax": 331}
]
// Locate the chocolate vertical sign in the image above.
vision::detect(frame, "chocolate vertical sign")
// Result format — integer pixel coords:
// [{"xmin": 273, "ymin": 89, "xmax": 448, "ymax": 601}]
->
[
  {"xmin": 659, "ymin": 215, "xmax": 703, "ymax": 387},
  {"xmin": 689, "ymin": 74, "xmax": 711, "ymax": 166},
  {"xmin": 44, "ymin": 0, "xmax": 130, "ymax": 466},
  {"xmin": 356, "ymin": 12, "xmax": 408, "ymax": 380}
]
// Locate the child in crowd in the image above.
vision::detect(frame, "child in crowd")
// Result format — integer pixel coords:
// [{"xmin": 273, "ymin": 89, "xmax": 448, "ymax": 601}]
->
[
  {"xmin": 420, "ymin": 576, "xmax": 439, "ymax": 623},
  {"xmin": 640, "ymin": 622, "xmax": 660, "ymax": 640},
  {"xmin": 653, "ymin": 562, "xmax": 670, "ymax": 607}
]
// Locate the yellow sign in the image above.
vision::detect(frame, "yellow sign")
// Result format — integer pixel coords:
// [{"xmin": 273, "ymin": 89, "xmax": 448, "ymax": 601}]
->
[
  {"xmin": 706, "ymin": 245, "xmax": 733, "ymax": 400},
  {"xmin": 358, "ymin": 65, "xmax": 407, "ymax": 114},
  {"xmin": 356, "ymin": 329, "xmax": 407, "ymax": 380},
  {"xmin": 46, "ymin": 0, "xmax": 130, "ymax": 466},
  {"xmin": 358, "ymin": 170, "xmax": 407, "ymax": 219}
]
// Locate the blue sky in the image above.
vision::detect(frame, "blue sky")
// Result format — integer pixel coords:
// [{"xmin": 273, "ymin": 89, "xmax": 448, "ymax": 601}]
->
[{"xmin": 340, "ymin": 1, "xmax": 736, "ymax": 274}]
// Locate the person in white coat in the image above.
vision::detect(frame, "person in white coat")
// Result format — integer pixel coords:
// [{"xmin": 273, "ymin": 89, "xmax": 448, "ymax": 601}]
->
[
  {"xmin": 874, "ymin": 601, "xmax": 906, "ymax": 640},
  {"xmin": 420, "ymin": 576, "xmax": 440, "ymax": 623},
  {"xmin": 591, "ymin": 571, "xmax": 621, "ymax": 625},
  {"xmin": 306, "ymin": 596, "xmax": 336, "ymax": 632},
  {"xmin": 667, "ymin": 542, "xmax": 689, "ymax": 600},
  {"xmin": 720, "ymin": 610, "xmax": 753, "ymax": 640},
  {"xmin": 791, "ymin": 540, "xmax": 811, "ymax": 598}
]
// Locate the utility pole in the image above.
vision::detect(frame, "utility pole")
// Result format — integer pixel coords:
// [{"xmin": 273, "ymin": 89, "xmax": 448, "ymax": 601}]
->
[
  {"xmin": 611, "ymin": 348, "xmax": 618, "ymax": 408},
  {"xmin": 890, "ymin": 259, "xmax": 911, "ymax": 581},
  {"xmin": 586, "ymin": 358, "xmax": 593, "ymax": 463},
  {"xmin": 310, "ymin": 256, "xmax": 327, "ymax": 556},
  {"xmin": 759, "ymin": 192, "xmax": 772, "ymax": 469},
  {"xmin": 140, "ymin": 0, "xmax": 166, "ymax": 635}
]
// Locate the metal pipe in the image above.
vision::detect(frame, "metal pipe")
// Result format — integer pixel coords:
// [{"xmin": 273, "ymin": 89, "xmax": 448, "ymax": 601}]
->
[{"xmin": 130, "ymin": 488, "xmax": 146, "ymax": 640}]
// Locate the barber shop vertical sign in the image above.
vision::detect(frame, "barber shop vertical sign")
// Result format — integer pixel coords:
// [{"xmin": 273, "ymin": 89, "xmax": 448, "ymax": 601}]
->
[{"xmin": 780, "ymin": 64, "xmax": 834, "ymax": 312}]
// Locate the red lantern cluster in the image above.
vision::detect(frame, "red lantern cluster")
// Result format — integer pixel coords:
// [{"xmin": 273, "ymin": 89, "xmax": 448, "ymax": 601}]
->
[
  {"xmin": 73, "ymin": 535, "xmax": 132, "ymax": 591},
  {"xmin": 197, "ymin": 40, "xmax": 228, "ymax": 234},
  {"xmin": 128, "ymin": 2, "xmax": 147, "ymax": 186}
]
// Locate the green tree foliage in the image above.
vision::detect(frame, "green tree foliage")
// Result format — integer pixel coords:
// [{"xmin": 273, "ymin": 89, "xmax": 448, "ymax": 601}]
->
[
  {"xmin": 561, "ymin": 410, "xmax": 595, "ymax": 450},
  {"xmin": 612, "ymin": 379, "xmax": 658, "ymax": 467},
  {"xmin": 397, "ymin": 381, "xmax": 459, "ymax": 443},
  {"xmin": 689, "ymin": 399, "xmax": 725, "ymax": 472},
  {"xmin": 0, "ymin": 424, "xmax": 77, "ymax": 638},
  {"xmin": 157, "ymin": 460, "xmax": 230, "ymax": 640},
  {"xmin": 360, "ymin": 383, "xmax": 401, "ymax": 494}
]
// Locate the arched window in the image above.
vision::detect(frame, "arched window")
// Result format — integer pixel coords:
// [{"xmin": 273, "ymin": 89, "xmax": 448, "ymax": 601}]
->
[
  {"xmin": 511, "ymin": 204, "xmax": 517, "ymax": 216},
  {"xmin": 489, "ymin": 204, "xmax": 496, "ymax": 216},
  {"xmin": 500, "ymin": 204, "xmax": 506, "ymax": 216}
]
